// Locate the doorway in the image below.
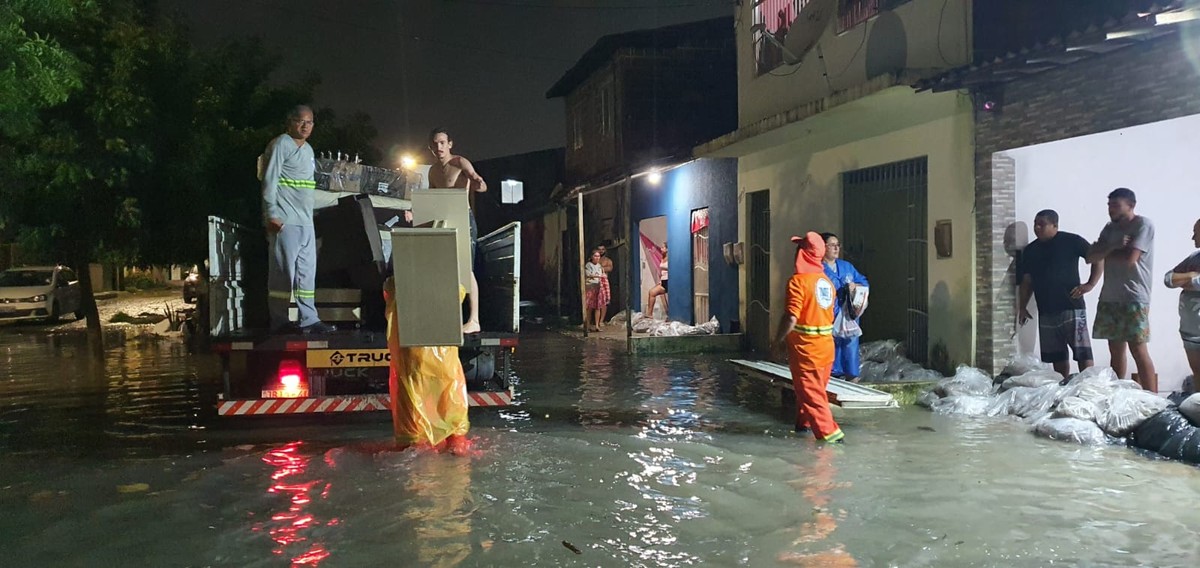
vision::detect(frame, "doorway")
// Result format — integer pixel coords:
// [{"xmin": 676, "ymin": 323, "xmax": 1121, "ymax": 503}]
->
[{"xmin": 841, "ymin": 157, "xmax": 928, "ymax": 363}]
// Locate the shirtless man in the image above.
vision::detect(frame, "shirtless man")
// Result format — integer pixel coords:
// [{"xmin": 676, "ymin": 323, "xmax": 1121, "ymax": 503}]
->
[{"xmin": 427, "ymin": 128, "xmax": 487, "ymax": 334}]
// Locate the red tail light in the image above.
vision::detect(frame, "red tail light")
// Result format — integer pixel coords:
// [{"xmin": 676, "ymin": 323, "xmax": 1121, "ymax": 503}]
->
[{"xmin": 263, "ymin": 359, "xmax": 309, "ymax": 398}]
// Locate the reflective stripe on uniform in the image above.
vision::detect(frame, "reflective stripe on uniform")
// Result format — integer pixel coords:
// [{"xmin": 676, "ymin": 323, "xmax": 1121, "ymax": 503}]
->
[
  {"xmin": 268, "ymin": 290, "xmax": 293, "ymax": 300},
  {"xmin": 823, "ymin": 428, "xmax": 845, "ymax": 443},
  {"xmin": 294, "ymin": 289, "xmax": 316, "ymax": 299},
  {"xmin": 793, "ymin": 324, "xmax": 833, "ymax": 335},
  {"xmin": 279, "ymin": 177, "xmax": 316, "ymax": 189}
]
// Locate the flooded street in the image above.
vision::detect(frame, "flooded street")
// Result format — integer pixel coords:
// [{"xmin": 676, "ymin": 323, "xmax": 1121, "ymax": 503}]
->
[{"xmin": 2, "ymin": 328, "xmax": 1199, "ymax": 567}]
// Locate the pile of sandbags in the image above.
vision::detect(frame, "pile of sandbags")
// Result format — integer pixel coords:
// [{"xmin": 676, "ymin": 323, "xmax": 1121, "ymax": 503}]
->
[
  {"xmin": 857, "ymin": 340, "xmax": 945, "ymax": 383},
  {"xmin": 920, "ymin": 364, "xmax": 1174, "ymax": 447},
  {"xmin": 617, "ymin": 312, "xmax": 718, "ymax": 336}
]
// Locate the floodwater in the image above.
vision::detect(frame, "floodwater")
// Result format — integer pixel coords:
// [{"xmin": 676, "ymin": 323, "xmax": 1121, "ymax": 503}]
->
[{"xmin": 1, "ymin": 327, "xmax": 1199, "ymax": 567}]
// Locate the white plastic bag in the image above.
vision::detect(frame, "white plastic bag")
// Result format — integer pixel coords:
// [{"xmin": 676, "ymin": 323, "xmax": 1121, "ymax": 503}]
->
[
  {"xmin": 1180, "ymin": 393, "xmax": 1200, "ymax": 426},
  {"xmin": 1011, "ymin": 382, "xmax": 1064, "ymax": 418},
  {"xmin": 1034, "ymin": 417, "xmax": 1109, "ymax": 446},
  {"xmin": 932, "ymin": 395, "xmax": 992, "ymax": 416},
  {"xmin": 1098, "ymin": 389, "xmax": 1172, "ymax": 437},
  {"xmin": 1002, "ymin": 353, "xmax": 1051, "ymax": 377},
  {"xmin": 1053, "ymin": 396, "xmax": 1100, "ymax": 422},
  {"xmin": 1001, "ymin": 370, "xmax": 1063, "ymax": 391},
  {"xmin": 916, "ymin": 389, "xmax": 941, "ymax": 409},
  {"xmin": 936, "ymin": 365, "xmax": 994, "ymax": 397}
]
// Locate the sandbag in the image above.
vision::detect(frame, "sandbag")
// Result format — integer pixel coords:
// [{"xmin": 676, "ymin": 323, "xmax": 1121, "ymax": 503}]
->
[
  {"xmin": 1129, "ymin": 409, "xmax": 1196, "ymax": 458},
  {"xmin": 1180, "ymin": 393, "xmax": 1200, "ymax": 426},
  {"xmin": 916, "ymin": 389, "xmax": 941, "ymax": 409},
  {"xmin": 1033, "ymin": 417, "xmax": 1108, "ymax": 446},
  {"xmin": 860, "ymin": 340, "xmax": 903, "ymax": 363},
  {"xmin": 1001, "ymin": 353, "xmax": 1051, "ymax": 378},
  {"xmin": 384, "ymin": 279, "xmax": 470, "ymax": 448},
  {"xmin": 1053, "ymin": 396, "xmax": 1100, "ymax": 422},
  {"xmin": 936, "ymin": 366, "xmax": 994, "ymax": 397},
  {"xmin": 985, "ymin": 387, "xmax": 1027, "ymax": 417},
  {"xmin": 1011, "ymin": 382, "xmax": 1064, "ymax": 419},
  {"xmin": 932, "ymin": 394, "xmax": 992, "ymax": 416},
  {"xmin": 1097, "ymin": 389, "xmax": 1171, "ymax": 438},
  {"xmin": 1001, "ymin": 370, "xmax": 1062, "ymax": 391}
]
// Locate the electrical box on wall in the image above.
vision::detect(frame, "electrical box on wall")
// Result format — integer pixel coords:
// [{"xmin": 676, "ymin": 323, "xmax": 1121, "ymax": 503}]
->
[{"xmin": 935, "ymin": 220, "xmax": 953, "ymax": 259}]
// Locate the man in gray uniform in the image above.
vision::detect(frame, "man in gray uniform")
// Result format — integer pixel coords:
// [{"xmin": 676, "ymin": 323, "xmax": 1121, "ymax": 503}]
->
[{"xmin": 261, "ymin": 105, "xmax": 334, "ymax": 334}]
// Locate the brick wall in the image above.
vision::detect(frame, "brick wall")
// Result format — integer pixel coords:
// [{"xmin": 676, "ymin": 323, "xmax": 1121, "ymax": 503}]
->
[{"xmin": 974, "ymin": 32, "xmax": 1200, "ymax": 374}]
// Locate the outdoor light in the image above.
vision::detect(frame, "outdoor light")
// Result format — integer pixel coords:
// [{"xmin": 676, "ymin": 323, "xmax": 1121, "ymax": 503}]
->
[
  {"xmin": 400, "ymin": 154, "xmax": 417, "ymax": 170},
  {"xmin": 647, "ymin": 170, "xmax": 662, "ymax": 185},
  {"xmin": 1152, "ymin": 9, "xmax": 1200, "ymax": 25}
]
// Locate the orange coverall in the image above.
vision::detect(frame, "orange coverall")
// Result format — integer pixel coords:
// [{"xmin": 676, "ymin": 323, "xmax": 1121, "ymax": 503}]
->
[{"xmin": 785, "ymin": 234, "xmax": 843, "ymax": 443}]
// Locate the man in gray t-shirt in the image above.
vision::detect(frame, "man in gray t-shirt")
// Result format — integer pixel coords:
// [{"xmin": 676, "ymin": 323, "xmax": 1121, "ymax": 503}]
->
[
  {"xmin": 1164, "ymin": 218, "xmax": 1200, "ymax": 391},
  {"xmin": 1087, "ymin": 187, "xmax": 1157, "ymax": 391}
]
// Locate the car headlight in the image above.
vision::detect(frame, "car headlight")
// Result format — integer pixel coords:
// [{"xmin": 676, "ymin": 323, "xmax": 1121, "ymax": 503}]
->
[{"xmin": 22, "ymin": 294, "xmax": 47, "ymax": 303}]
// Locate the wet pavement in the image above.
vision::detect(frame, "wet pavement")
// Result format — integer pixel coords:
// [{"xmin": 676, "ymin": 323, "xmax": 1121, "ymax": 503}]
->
[{"xmin": 1, "ymin": 326, "xmax": 1199, "ymax": 567}]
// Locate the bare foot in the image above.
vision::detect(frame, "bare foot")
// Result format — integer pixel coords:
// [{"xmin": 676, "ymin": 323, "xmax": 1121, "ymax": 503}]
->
[{"xmin": 462, "ymin": 320, "xmax": 481, "ymax": 334}]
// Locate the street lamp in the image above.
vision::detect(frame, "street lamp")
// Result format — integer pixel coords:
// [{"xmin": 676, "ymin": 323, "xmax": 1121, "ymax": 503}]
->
[{"xmin": 400, "ymin": 154, "xmax": 417, "ymax": 170}]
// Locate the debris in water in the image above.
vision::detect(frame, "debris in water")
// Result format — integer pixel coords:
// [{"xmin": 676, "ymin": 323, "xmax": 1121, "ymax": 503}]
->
[
  {"xmin": 918, "ymin": 426, "xmax": 936, "ymax": 432},
  {"xmin": 117, "ymin": 483, "xmax": 150, "ymax": 493},
  {"xmin": 562, "ymin": 540, "xmax": 582, "ymax": 555}
]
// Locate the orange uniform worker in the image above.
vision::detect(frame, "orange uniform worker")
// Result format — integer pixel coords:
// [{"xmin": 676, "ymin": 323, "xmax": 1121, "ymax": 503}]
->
[{"xmin": 771, "ymin": 232, "xmax": 844, "ymax": 443}]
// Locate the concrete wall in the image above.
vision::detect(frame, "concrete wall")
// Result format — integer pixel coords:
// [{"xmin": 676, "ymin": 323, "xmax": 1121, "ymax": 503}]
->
[
  {"xmin": 1005, "ymin": 114, "xmax": 1200, "ymax": 390},
  {"xmin": 736, "ymin": 0, "xmax": 970, "ymax": 128},
  {"xmin": 737, "ymin": 88, "xmax": 975, "ymax": 365},
  {"xmin": 974, "ymin": 31, "xmax": 1200, "ymax": 376},
  {"xmin": 630, "ymin": 159, "xmax": 740, "ymax": 332}
]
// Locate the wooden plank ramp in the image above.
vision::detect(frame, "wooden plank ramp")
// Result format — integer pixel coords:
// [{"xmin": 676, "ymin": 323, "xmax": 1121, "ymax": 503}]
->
[{"xmin": 730, "ymin": 359, "xmax": 899, "ymax": 409}]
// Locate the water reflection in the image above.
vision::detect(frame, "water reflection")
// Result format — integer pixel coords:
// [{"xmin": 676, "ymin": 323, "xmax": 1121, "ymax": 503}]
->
[
  {"xmin": 255, "ymin": 441, "xmax": 336, "ymax": 566},
  {"xmin": 399, "ymin": 453, "xmax": 474, "ymax": 567},
  {"xmin": 780, "ymin": 448, "xmax": 858, "ymax": 566}
]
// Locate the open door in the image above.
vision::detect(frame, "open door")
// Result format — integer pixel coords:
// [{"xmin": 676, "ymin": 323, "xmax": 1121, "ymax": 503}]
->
[
  {"xmin": 478, "ymin": 221, "xmax": 522, "ymax": 333},
  {"xmin": 206, "ymin": 215, "xmax": 262, "ymax": 338}
]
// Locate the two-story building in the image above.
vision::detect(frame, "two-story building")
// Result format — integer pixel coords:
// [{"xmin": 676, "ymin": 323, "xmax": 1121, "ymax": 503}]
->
[
  {"xmin": 697, "ymin": 0, "xmax": 976, "ymax": 368},
  {"xmin": 547, "ymin": 17, "xmax": 743, "ymax": 333}
]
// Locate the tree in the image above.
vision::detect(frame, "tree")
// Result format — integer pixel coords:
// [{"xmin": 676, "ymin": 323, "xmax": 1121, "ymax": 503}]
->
[{"xmin": 0, "ymin": 0, "xmax": 83, "ymax": 137}]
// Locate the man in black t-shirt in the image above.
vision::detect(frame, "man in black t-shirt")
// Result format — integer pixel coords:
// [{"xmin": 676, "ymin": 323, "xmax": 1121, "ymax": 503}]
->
[{"xmin": 1017, "ymin": 209, "xmax": 1104, "ymax": 378}]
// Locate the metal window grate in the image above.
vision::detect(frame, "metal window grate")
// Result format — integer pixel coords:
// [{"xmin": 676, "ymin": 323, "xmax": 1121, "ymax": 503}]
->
[
  {"xmin": 747, "ymin": 190, "xmax": 772, "ymax": 352},
  {"xmin": 841, "ymin": 157, "xmax": 928, "ymax": 363}
]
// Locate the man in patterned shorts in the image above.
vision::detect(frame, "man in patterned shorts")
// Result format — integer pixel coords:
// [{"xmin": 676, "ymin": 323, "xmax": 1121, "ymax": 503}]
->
[
  {"xmin": 1018, "ymin": 209, "xmax": 1102, "ymax": 379},
  {"xmin": 1087, "ymin": 188, "xmax": 1158, "ymax": 391}
]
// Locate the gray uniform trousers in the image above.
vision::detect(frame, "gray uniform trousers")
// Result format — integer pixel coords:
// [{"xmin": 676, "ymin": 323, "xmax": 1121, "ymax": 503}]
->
[{"xmin": 267, "ymin": 225, "xmax": 319, "ymax": 329}]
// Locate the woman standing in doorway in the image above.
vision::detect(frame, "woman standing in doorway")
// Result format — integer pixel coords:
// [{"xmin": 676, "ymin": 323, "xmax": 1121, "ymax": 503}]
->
[
  {"xmin": 821, "ymin": 233, "xmax": 870, "ymax": 382},
  {"xmin": 585, "ymin": 250, "xmax": 605, "ymax": 331},
  {"xmin": 647, "ymin": 242, "xmax": 669, "ymax": 320}
]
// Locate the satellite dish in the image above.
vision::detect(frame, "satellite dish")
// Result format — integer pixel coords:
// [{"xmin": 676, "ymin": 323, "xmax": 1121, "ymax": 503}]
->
[{"xmin": 783, "ymin": 0, "xmax": 838, "ymax": 62}]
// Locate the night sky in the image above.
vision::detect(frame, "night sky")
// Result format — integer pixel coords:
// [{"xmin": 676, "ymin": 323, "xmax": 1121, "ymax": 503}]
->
[{"xmin": 164, "ymin": 0, "xmax": 732, "ymax": 162}]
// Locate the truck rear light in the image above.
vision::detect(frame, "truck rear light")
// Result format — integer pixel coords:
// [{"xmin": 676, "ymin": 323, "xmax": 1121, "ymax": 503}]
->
[{"xmin": 263, "ymin": 359, "xmax": 309, "ymax": 398}]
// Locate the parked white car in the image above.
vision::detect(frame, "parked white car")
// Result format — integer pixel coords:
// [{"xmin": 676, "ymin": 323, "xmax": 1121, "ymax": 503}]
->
[{"xmin": 0, "ymin": 265, "xmax": 83, "ymax": 323}]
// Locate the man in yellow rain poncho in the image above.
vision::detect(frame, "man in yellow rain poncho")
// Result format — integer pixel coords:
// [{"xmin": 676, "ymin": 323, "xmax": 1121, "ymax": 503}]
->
[{"xmin": 383, "ymin": 277, "xmax": 471, "ymax": 454}]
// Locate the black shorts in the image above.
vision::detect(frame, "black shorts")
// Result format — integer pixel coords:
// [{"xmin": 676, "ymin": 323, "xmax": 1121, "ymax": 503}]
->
[{"xmin": 661, "ymin": 279, "xmax": 669, "ymax": 292}]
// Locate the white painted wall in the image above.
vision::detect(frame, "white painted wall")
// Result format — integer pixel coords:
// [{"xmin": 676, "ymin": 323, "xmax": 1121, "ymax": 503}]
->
[
  {"xmin": 736, "ymin": 0, "xmax": 971, "ymax": 129},
  {"xmin": 736, "ymin": 89, "xmax": 975, "ymax": 366},
  {"xmin": 1007, "ymin": 113, "xmax": 1200, "ymax": 391}
]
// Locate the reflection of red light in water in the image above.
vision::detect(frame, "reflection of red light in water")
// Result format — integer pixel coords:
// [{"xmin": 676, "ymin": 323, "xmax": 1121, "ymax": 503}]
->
[{"xmin": 257, "ymin": 441, "xmax": 338, "ymax": 567}]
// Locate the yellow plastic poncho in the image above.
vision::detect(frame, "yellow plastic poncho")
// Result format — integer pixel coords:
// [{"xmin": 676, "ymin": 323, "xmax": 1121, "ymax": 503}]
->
[{"xmin": 384, "ymin": 279, "xmax": 470, "ymax": 447}]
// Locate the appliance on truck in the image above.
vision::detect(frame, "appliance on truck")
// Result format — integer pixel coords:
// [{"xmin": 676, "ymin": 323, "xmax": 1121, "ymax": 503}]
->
[{"xmin": 195, "ymin": 162, "xmax": 519, "ymax": 417}]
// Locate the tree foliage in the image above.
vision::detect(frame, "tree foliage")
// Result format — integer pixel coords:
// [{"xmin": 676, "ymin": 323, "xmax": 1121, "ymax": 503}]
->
[{"xmin": 0, "ymin": 0, "xmax": 382, "ymax": 351}]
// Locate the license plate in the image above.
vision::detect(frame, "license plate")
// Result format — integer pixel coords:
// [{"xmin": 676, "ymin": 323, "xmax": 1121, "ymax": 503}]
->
[{"xmin": 262, "ymin": 388, "xmax": 310, "ymax": 399}]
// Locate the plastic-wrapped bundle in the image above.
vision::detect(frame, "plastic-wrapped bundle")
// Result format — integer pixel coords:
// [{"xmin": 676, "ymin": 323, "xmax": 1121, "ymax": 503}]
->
[
  {"xmin": 1001, "ymin": 353, "xmax": 1052, "ymax": 377},
  {"xmin": 1059, "ymin": 367, "xmax": 1121, "ymax": 405},
  {"xmin": 1053, "ymin": 396, "xmax": 1101, "ymax": 422},
  {"xmin": 916, "ymin": 389, "xmax": 941, "ymax": 409},
  {"xmin": 904, "ymin": 368, "xmax": 946, "ymax": 383},
  {"xmin": 985, "ymin": 387, "xmax": 1026, "ymax": 417},
  {"xmin": 860, "ymin": 340, "xmax": 903, "ymax": 362},
  {"xmin": 1129, "ymin": 409, "xmax": 1200, "ymax": 463},
  {"xmin": 932, "ymin": 394, "xmax": 992, "ymax": 416},
  {"xmin": 1097, "ymin": 389, "xmax": 1172, "ymax": 437},
  {"xmin": 1180, "ymin": 393, "xmax": 1200, "ymax": 425},
  {"xmin": 1010, "ymin": 382, "xmax": 1064, "ymax": 419},
  {"xmin": 1001, "ymin": 370, "xmax": 1063, "ymax": 391},
  {"xmin": 1033, "ymin": 417, "xmax": 1108, "ymax": 446},
  {"xmin": 935, "ymin": 366, "xmax": 994, "ymax": 397}
]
